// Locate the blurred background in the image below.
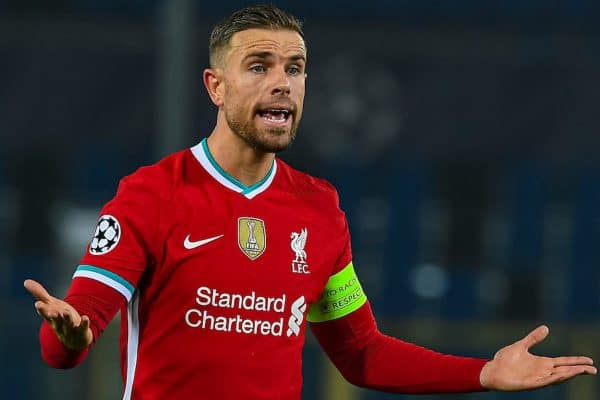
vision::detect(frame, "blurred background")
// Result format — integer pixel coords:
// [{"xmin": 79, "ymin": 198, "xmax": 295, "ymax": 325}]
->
[{"xmin": 2, "ymin": 1, "xmax": 599, "ymax": 399}]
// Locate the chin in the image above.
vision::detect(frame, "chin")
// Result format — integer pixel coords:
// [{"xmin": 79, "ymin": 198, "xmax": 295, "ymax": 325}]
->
[
  {"xmin": 253, "ymin": 138, "xmax": 292, "ymax": 153},
  {"xmin": 227, "ymin": 115, "xmax": 297, "ymax": 153},
  {"xmin": 249, "ymin": 130, "xmax": 294, "ymax": 153}
]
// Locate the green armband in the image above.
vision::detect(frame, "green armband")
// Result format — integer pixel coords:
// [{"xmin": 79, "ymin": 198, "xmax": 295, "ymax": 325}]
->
[{"xmin": 307, "ymin": 262, "xmax": 367, "ymax": 322}]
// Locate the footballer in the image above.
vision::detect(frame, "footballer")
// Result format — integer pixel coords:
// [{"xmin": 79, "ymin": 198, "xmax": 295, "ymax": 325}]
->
[{"xmin": 25, "ymin": 4, "xmax": 595, "ymax": 399}]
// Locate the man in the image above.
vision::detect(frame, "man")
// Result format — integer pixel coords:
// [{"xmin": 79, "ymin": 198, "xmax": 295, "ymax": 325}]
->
[{"xmin": 25, "ymin": 4, "xmax": 595, "ymax": 399}]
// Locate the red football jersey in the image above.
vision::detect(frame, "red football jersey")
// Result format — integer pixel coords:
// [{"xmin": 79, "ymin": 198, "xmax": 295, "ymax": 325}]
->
[{"xmin": 76, "ymin": 138, "xmax": 360, "ymax": 399}]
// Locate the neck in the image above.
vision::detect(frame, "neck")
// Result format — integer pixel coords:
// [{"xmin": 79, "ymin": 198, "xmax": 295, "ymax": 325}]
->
[{"xmin": 206, "ymin": 120, "xmax": 275, "ymax": 187}]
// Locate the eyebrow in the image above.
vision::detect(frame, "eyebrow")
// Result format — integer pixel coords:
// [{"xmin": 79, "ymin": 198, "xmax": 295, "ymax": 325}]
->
[
  {"xmin": 289, "ymin": 54, "xmax": 306, "ymax": 63},
  {"xmin": 242, "ymin": 51, "xmax": 306, "ymax": 63}
]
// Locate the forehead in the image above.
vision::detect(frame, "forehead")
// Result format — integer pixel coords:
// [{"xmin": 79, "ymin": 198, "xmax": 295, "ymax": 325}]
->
[{"xmin": 228, "ymin": 28, "xmax": 306, "ymax": 59}]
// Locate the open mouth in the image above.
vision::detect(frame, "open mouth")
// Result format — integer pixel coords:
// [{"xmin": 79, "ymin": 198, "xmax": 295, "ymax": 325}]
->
[{"xmin": 257, "ymin": 108, "xmax": 292, "ymax": 124}]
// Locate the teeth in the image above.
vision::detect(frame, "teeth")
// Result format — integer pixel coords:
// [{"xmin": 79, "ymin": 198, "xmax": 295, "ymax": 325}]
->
[
  {"xmin": 266, "ymin": 113, "xmax": 285, "ymax": 121},
  {"xmin": 265, "ymin": 109, "xmax": 289, "ymax": 116},
  {"xmin": 258, "ymin": 109, "xmax": 290, "ymax": 123}
]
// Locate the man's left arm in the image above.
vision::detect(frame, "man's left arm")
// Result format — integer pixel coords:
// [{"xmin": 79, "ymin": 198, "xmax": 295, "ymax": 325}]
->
[
  {"xmin": 309, "ymin": 265, "xmax": 596, "ymax": 394},
  {"xmin": 313, "ymin": 188, "xmax": 595, "ymax": 393},
  {"xmin": 310, "ymin": 299, "xmax": 488, "ymax": 393}
]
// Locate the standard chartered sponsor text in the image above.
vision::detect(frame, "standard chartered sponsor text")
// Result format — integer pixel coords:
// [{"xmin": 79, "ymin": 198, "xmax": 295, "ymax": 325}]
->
[{"xmin": 185, "ymin": 286, "xmax": 291, "ymax": 336}]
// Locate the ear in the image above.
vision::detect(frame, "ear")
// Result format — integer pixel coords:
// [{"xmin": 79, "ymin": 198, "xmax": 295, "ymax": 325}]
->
[{"xmin": 203, "ymin": 68, "xmax": 224, "ymax": 107}]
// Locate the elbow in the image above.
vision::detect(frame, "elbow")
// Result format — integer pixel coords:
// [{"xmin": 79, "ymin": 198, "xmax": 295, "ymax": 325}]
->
[
  {"xmin": 342, "ymin": 372, "xmax": 367, "ymax": 388},
  {"xmin": 332, "ymin": 333, "xmax": 385, "ymax": 389},
  {"xmin": 340, "ymin": 368, "xmax": 370, "ymax": 389},
  {"xmin": 331, "ymin": 352, "xmax": 370, "ymax": 388}
]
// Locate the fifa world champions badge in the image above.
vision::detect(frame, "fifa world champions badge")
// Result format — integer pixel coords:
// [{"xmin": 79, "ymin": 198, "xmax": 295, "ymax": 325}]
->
[{"xmin": 238, "ymin": 217, "xmax": 266, "ymax": 260}]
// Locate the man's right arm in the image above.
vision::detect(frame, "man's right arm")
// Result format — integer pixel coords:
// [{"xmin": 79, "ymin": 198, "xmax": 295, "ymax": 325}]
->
[
  {"xmin": 25, "ymin": 167, "xmax": 165, "ymax": 369},
  {"xmin": 25, "ymin": 275, "xmax": 125, "ymax": 369}
]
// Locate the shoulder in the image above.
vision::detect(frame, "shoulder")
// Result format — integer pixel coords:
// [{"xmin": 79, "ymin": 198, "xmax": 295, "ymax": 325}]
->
[
  {"xmin": 113, "ymin": 149, "xmax": 189, "ymax": 202},
  {"xmin": 276, "ymin": 159, "xmax": 342, "ymax": 209}
]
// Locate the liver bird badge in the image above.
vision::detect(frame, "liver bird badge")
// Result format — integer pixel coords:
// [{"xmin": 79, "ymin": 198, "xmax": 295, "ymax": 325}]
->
[{"xmin": 290, "ymin": 228, "xmax": 308, "ymax": 263}]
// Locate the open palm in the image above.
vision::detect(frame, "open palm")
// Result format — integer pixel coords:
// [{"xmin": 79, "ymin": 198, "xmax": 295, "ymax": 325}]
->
[
  {"xmin": 24, "ymin": 279, "xmax": 93, "ymax": 351},
  {"xmin": 480, "ymin": 325, "xmax": 596, "ymax": 391}
]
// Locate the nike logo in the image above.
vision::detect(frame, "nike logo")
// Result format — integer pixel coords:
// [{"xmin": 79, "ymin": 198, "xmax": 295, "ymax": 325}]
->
[{"xmin": 183, "ymin": 234, "xmax": 224, "ymax": 250}]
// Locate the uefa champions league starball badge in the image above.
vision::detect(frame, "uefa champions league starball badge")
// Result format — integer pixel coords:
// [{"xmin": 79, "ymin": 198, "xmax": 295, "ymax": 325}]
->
[{"xmin": 89, "ymin": 215, "xmax": 121, "ymax": 255}]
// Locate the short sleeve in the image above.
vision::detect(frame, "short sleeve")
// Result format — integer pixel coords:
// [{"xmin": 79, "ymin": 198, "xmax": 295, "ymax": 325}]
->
[{"xmin": 76, "ymin": 169, "xmax": 163, "ymax": 302}]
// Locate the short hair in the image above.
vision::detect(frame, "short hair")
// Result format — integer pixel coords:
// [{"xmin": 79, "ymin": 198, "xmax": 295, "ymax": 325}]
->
[{"xmin": 209, "ymin": 4, "xmax": 304, "ymax": 68}]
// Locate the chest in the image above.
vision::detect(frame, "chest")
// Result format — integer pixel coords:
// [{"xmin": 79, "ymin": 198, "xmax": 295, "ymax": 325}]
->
[{"xmin": 155, "ymin": 189, "xmax": 333, "ymax": 308}]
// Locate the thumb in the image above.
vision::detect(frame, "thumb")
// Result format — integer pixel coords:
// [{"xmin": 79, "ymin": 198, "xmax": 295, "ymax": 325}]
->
[
  {"xmin": 24, "ymin": 279, "xmax": 53, "ymax": 302},
  {"xmin": 80, "ymin": 315, "xmax": 91, "ymax": 329},
  {"xmin": 521, "ymin": 325, "xmax": 549, "ymax": 350}
]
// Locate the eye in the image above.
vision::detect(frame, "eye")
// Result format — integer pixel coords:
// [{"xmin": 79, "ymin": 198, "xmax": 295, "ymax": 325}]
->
[
  {"xmin": 287, "ymin": 66, "xmax": 302, "ymax": 75},
  {"xmin": 250, "ymin": 65, "xmax": 265, "ymax": 73}
]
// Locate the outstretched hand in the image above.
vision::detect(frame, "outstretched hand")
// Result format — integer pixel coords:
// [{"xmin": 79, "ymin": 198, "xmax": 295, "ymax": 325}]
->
[
  {"xmin": 24, "ymin": 279, "xmax": 93, "ymax": 351},
  {"xmin": 480, "ymin": 325, "xmax": 596, "ymax": 391}
]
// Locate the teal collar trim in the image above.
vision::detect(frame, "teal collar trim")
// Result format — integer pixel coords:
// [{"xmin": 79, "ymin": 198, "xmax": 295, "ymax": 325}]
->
[{"xmin": 190, "ymin": 138, "xmax": 277, "ymax": 199}]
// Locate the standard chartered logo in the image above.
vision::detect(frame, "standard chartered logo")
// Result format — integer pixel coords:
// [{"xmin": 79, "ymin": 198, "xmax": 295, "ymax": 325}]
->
[
  {"xmin": 286, "ymin": 296, "xmax": 306, "ymax": 337},
  {"xmin": 184, "ymin": 286, "xmax": 306, "ymax": 338}
]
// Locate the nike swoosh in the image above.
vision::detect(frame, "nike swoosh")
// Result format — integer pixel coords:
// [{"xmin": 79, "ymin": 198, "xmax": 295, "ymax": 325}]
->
[{"xmin": 184, "ymin": 234, "xmax": 224, "ymax": 250}]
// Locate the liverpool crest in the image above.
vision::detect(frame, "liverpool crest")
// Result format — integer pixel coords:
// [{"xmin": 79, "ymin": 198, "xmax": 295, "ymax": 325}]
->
[
  {"xmin": 290, "ymin": 228, "xmax": 309, "ymax": 274},
  {"xmin": 238, "ymin": 217, "xmax": 266, "ymax": 260}
]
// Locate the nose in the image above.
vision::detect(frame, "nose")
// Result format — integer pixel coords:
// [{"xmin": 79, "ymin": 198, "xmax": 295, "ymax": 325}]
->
[{"xmin": 271, "ymin": 68, "xmax": 291, "ymax": 96}]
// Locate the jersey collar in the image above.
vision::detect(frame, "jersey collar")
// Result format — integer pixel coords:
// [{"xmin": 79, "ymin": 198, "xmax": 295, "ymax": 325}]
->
[{"xmin": 191, "ymin": 138, "xmax": 277, "ymax": 199}]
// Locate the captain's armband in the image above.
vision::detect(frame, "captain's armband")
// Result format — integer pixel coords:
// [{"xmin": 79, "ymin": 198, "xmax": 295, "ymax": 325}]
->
[{"xmin": 307, "ymin": 262, "xmax": 367, "ymax": 323}]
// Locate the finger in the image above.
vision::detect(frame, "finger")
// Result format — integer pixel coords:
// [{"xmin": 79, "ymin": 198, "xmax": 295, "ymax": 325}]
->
[
  {"xmin": 538, "ymin": 373, "xmax": 574, "ymax": 387},
  {"xmin": 34, "ymin": 301, "xmax": 44, "ymax": 316},
  {"xmin": 79, "ymin": 315, "xmax": 90, "ymax": 330},
  {"xmin": 553, "ymin": 365, "xmax": 597, "ymax": 375},
  {"xmin": 48, "ymin": 315, "xmax": 65, "ymax": 332},
  {"xmin": 62, "ymin": 311, "xmax": 73, "ymax": 327},
  {"xmin": 536, "ymin": 366, "xmax": 597, "ymax": 387},
  {"xmin": 64, "ymin": 308, "xmax": 82, "ymax": 327},
  {"xmin": 552, "ymin": 356, "xmax": 594, "ymax": 367},
  {"xmin": 35, "ymin": 302, "xmax": 60, "ymax": 319},
  {"xmin": 24, "ymin": 279, "xmax": 54, "ymax": 302},
  {"xmin": 521, "ymin": 325, "xmax": 549, "ymax": 349}
]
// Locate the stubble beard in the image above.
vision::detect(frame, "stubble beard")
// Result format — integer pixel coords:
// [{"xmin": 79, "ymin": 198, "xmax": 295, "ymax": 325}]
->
[{"xmin": 225, "ymin": 105, "xmax": 299, "ymax": 153}]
